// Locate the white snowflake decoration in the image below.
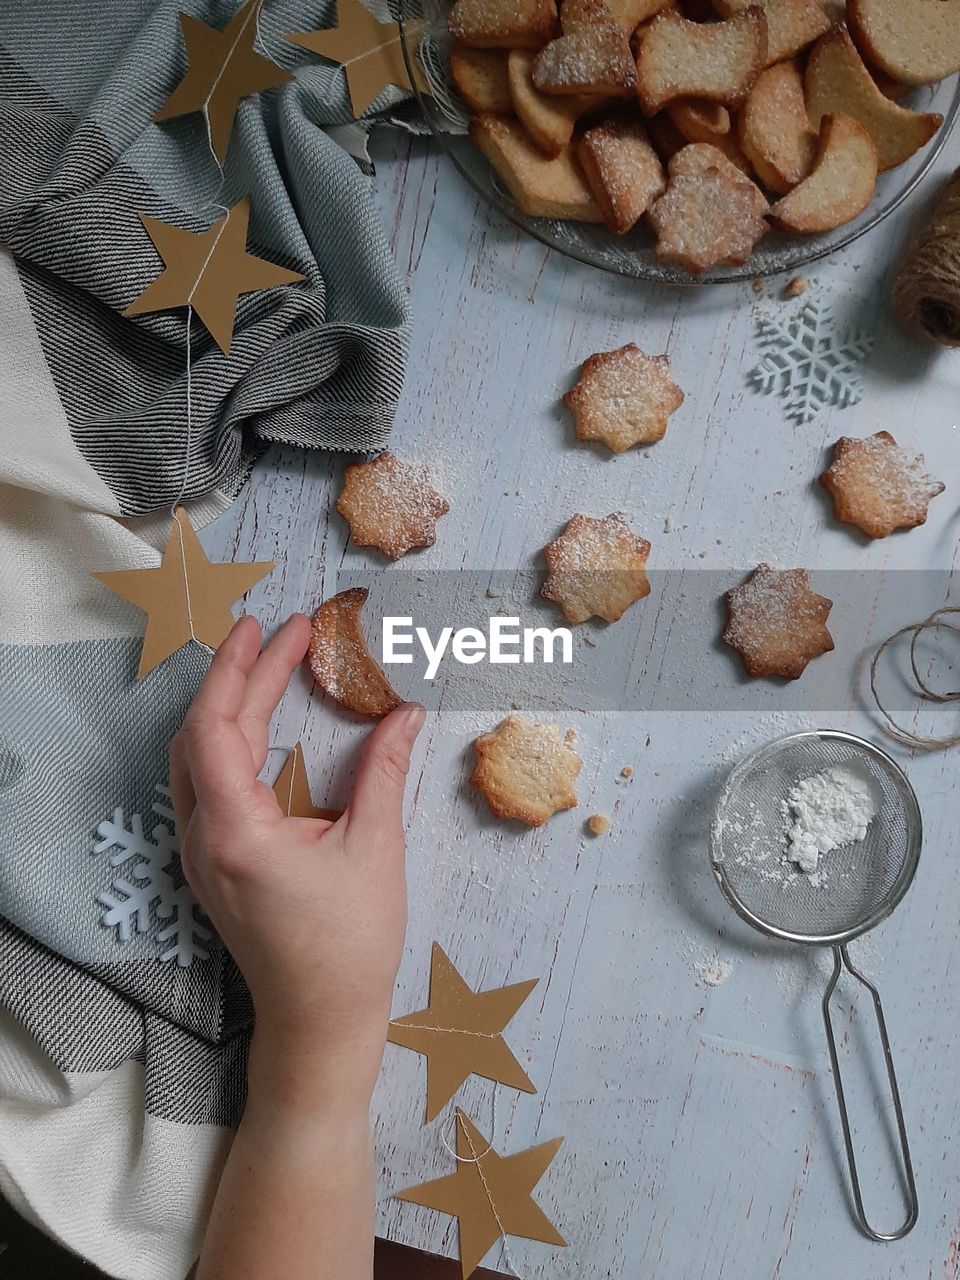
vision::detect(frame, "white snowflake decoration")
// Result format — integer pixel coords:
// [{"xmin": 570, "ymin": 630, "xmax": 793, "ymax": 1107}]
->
[
  {"xmin": 748, "ymin": 299, "xmax": 875, "ymax": 425},
  {"xmin": 93, "ymin": 786, "xmax": 212, "ymax": 967}
]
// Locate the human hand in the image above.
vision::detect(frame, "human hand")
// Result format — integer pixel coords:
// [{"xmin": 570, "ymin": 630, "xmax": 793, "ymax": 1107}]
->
[{"xmin": 169, "ymin": 614, "xmax": 425, "ymax": 1113}]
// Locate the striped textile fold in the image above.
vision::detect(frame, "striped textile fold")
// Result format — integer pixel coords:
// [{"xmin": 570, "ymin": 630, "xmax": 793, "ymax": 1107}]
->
[{"xmin": 0, "ymin": 1, "xmax": 411, "ymax": 515}]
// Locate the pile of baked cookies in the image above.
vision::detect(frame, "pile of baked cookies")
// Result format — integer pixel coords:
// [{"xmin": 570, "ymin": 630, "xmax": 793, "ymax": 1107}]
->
[
  {"xmin": 441, "ymin": 0, "xmax": 960, "ymax": 272},
  {"xmin": 307, "ymin": 350, "xmax": 945, "ymax": 827}
]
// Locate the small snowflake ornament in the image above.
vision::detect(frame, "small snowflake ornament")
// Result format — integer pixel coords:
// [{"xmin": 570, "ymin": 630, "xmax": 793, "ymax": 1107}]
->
[
  {"xmin": 748, "ymin": 298, "xmax": 875, "ymax": 425},
  {"xmin": 93, "ymin": 786, "xmax": 212, "ymax": 967}
]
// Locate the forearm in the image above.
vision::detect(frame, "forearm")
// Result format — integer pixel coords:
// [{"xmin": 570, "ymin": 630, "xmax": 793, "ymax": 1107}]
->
[{"xmin": 196, "ymin": 1035, "xmax": 376, "ymax": 1280}]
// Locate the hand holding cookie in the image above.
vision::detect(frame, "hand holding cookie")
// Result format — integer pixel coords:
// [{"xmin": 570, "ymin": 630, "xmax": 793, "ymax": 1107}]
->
[{"xmin": 170, "ymin": 615, "xmax": 425, "ymax": 1103}]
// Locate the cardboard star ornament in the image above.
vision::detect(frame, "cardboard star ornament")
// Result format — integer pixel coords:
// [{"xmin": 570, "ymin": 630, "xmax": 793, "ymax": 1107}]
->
[
  {"xmin": 397, "ymin": 1109, "xmax": 566, "ymax": 1279},
  {"xmin": 287, "ymin": 0, "xmax": 429, "ymax": 117},
  {"xmin": 388, "ymin": 943, "xmax": 537, "ymax": 1121},
  {"xmin": 156, "ymin": 1, "xmax": 292, "ymax": 164},
  {"xmin": 93, "ymin": 508, "xmax": 275, "ymax": 678},
  {"xmin": 124, "ymin": 197, "xmax": 303, "ymax": 355},
  {"xmin": 273, "ymin": 743, "xmax": 342, "ymax": 821}
]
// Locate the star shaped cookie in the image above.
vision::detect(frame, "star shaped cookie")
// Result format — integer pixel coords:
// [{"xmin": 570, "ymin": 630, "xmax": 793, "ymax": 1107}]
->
[
  {"xmin": 648, "ymin": 163, "xmax": 768, "ymax": 274},
  {"xmin": 388, "ymin": 943, "xmax": 537, "ymax": 1121},
  {"xmin": 541, "ymin": 512, "xmax": 651, "ymax": 624},
  {"xmin": 471, "ymin": 715, "xmax": 581, "ymax": 827},
  {"xmin": 820, "ymin": 430, "xmax": 945, "ymax": 539},
  {"xmin": 723, "ymin": 565, "xmax": 834, "ymax": 681},
  {"xmin": 564, "ymin": 344, "xmax": 684, "ymax": 454},
  {"xmin": 396, "ymin": 1109, "xmax": 566, "ymax": 1279},
  {"xmin": 336, "ymin": 452, "xmax": 449, "ymax": 560}
]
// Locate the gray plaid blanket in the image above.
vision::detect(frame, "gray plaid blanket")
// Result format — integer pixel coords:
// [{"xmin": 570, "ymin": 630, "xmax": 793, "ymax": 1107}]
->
[{"xmin": 0, "ymin": 3, "xmax": 410, "ymax": 1276}]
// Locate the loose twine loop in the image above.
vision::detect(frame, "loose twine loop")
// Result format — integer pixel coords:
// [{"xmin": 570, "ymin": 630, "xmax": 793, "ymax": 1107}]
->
[
  {"xmin": 870, "ymin": 605, "xmax": 960, "ymax": 750},
  {"xmin": 894, "ymin": 168, "xmax": 960, "ymax": 347}
]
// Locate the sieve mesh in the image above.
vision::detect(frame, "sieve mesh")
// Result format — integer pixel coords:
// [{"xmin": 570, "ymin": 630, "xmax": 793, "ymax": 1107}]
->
[{"xmin": 711, "ymin": 732, "xmax": 921, "ymax": 945}]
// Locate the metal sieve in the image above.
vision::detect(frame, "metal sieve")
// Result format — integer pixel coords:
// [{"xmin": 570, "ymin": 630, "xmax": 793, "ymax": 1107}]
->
[{"xmin": 710, "ymin": 730, "xmax": 922, "ymax": 1242}]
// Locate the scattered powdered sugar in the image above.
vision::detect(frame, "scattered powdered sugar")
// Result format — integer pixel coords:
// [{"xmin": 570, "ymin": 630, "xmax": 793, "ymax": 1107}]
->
[
  {"xmin": 682, "ymin": 938, "xmax": 737, "ymax": 989},
  {"xmin": 782, "ymin": 764, "xmax": 880, "ymax": 883},
  {"xmin": 696, "ymin": 954, "xmax": 735, "ymax": 988}
]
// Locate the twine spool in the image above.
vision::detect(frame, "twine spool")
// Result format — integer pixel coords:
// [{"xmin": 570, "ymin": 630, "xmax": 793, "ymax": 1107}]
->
[{"xmin": 894, "ymin": 169, "xmax": 960, "ymax": 347}]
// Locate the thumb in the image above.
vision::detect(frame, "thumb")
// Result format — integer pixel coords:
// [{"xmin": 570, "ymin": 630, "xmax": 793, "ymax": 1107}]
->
[{"xmin": 347, "ymin": 703, "xmax": 426, "ymax": 844}]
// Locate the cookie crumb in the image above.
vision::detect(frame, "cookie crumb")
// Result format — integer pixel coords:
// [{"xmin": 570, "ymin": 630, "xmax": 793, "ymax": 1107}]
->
[
  {"xmin": 587, "ymin": 814, "xmax": 611, "ymax": 836},
  {"xmin": 784, "ymin": 276, "xmax": 808, "ymax": 298},
  {"xmin": 752, "ymin": 277, "xmax": 764, "ymax": 295},
  {"xmin": 621, "ymin": 765, "xmax": 633, "ymax": 778}
]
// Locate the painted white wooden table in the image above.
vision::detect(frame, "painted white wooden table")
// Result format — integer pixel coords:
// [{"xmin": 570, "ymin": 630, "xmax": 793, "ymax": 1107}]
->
[{"xmin": 202, "ymin": 133, "xmax": 960, "ymax": 1279}]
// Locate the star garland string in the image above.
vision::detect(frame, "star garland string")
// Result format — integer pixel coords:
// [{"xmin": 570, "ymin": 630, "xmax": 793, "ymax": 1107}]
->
[
  {"xmin": 272, "ymin": 743, "xmax": 343, "ymax": 820},
  {"xmin": 155, "ymin": 0, "xmax": 292, "ymax": 163},
  {"xmin": 124, "ymin": 197, "xmax": 303, "ymax": 355}
]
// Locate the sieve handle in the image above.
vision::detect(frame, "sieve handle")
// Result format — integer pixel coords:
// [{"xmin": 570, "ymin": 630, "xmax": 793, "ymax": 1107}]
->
[{"xmin": 822, "ymin": 945, "xmax": 918, "ymax": 1243}]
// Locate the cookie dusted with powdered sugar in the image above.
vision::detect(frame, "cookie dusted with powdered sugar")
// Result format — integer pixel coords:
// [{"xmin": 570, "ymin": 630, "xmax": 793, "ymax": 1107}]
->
[
  {"xmin": 532, "ymin": 0, "xmax": 638, "ymax": 97},
  {"xmin": 541, "ymin": 512, "xmax": 651, "ymax": 623},
  {"xmin": 564, "ymin": 343, "xmax": 682, "ymax": 452},
  {"xmin": 309, "ymin": 588, "xmax": 403, "ymax": 717},
  {"xmin": 336, "ymin": 452, "xmax": 449, "ymax": 560},
  {"xmin": 471, "ymin": 715, "xmax": 582, "ymax": 826},
  {"xmin": 820, "ymin": 431, "xmax": 944, "ymax": 539},
  {"xmin": 723, "ymin": 566, "xmax": 834, "ymax": 681},
  {"xmin": 576, "ymin": 120, "xmax": 666, "ymax": 234},
  {"xmin": 449, "ymin": 0, "xmax": 559, "ymax": 48}
]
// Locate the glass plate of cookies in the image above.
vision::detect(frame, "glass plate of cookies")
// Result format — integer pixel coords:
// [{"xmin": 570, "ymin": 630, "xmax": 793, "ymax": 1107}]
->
[{"xmin": 399, "ymin": 0, "xmax": 960, "ymax": 284}]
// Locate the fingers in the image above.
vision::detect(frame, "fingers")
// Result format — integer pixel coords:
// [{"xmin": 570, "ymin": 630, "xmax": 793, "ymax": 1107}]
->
[
  {"xmin": 175, "ymin": 616, "xmax": 264, "ymax": 820},
  {"xmin": 168, "ymin": 734, "xmax": 196, "ymax": 832},
  {"xmin": 346, "ymin": 703, "xmax": 426, "ymax": 847},
  {"xmin": 238, "ymin": 614, "xmax": 312, "ymax": 767},
  {"xmin": 189, "ymin": 615, "xmax": 263, "ymax": 722}
]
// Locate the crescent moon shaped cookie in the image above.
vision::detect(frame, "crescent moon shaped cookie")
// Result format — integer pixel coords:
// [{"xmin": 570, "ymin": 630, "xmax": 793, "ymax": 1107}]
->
[
  {"xmin": 542, "ymin": 512, "xmax": 651, "ymax": 624},
  {"xmin": 471, "ymin": 715, "xmax": 582, "ymax": 826},
  {"xmin": 336, "ymin": 452, "xmax": 449, "ymax": 561},
  {"xmin": 820, "ymin": 431, "xmax": 945, "ymax": 539},
  {"xmin": 309, "ymin": 587, "xmax": 403, "ymax": 717},
  {"xmin": 723, "ymin": 565, "xmax": 834, "ymax": 680}
]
